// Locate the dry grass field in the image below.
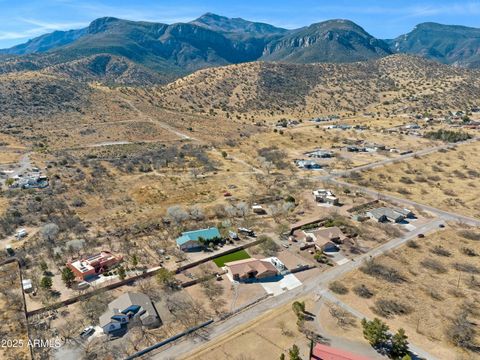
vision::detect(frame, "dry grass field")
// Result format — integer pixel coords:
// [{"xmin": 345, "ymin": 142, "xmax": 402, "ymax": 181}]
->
[
  {"xmin": 220, "ymin": 123, "xmax": 440, "ymax": 174},
  {"xmin": 141, "ymin": 55, "xmax": 480, "ymax": 120},
  {"xmin": 181, "ymin": 300, "xmax": 311, "ymax": 360},
  {"xmin": 334, "ymin": 225, "xmax": 480, "ymax": 360},
  {"xmin": 346, "ymin": 141, "xmax": 480, "ymax": 218}
]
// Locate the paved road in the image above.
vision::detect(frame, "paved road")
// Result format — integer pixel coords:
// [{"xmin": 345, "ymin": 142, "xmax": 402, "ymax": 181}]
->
[
  {"xmin": 332, "ymin": 137, "xmax": 478, "ymax": 177},
  {"xmin": 152, "ymin": 219, "xmax": 443, "ymax": 360},
  {"xmin": 325, "ymin": 178, "xmax": 480, "ymax": 227}
]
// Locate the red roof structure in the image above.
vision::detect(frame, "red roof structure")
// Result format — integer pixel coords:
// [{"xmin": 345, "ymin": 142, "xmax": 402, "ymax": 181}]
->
[{"xmin": 311, "ymin": 344, "xmax": 371, "ymax": 360}]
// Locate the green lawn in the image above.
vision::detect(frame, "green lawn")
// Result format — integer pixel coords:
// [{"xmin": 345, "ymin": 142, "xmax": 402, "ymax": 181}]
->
[{"xmin": 213, "ymin": 250, "xmax": 251, "ymax": 267}]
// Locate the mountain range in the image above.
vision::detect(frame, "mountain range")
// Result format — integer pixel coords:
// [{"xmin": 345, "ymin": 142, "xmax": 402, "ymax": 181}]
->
[{"xmin": 1, "ymin": 13, "xmax": 479, "ymax": 85}]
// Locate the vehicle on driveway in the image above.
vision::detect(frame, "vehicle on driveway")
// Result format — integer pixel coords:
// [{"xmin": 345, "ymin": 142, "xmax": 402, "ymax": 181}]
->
[
  {"xmin": 238, "ymin": 228, "xmax": 256, "ymax": 237},
  {"xmin": 80, "ymin": 326, "xmax": 95, "ymax": 339}
]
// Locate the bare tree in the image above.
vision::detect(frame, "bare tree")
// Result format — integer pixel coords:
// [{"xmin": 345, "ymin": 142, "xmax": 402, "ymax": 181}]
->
[
  {"xmin": 166, "ymin": 205, "xmax": 189, "ymax": 224},
  {"xmin": 189, "ymin": 206, "xmax": 205, "ymax": 221},
  {"xmin": 40, "ymin": 223, "xmax": 60, "ymax": 243}
]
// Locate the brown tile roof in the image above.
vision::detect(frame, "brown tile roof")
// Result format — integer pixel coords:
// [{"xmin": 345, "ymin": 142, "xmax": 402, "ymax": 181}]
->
[
  {"xmin": 225, "ymin": 258, "xmax": 278, "ymax": 279},
  {"xmin": 309, "ymin": 226, "xmax": 346, "ymax": 246}
]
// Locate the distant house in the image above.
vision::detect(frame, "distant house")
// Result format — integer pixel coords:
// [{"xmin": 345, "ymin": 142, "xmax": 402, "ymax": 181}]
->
[
  {"xmin": 312, "ymin": 227, "xmax": 347, "ymax": 244},
  {"xmin": 225, "ymin": 258, "xmax": 278, "ymax": 281},
  {"xmin": 99, "ymin": 292, "xmax": 161, "ymax": 336},
  {"xmin": 67, "ymin": 251, "xmax": 122, "ymax": 280},
  {"xmin": 367, "ymin": 207, "xmax": 405, "ymax": 223},
  {"xmin": 22, "ymin": 279, "xmax": 33, "ymax": 293},
  {"xmin": 295, "ymin": 159, "xmax": 322, "ymax": 170},
  {"xmin": 295, "ymin": 227, "xmax": 345, "ymax": 253},
  {"xmin": 313, "ymin": 189, "xmax": 339, "ymax": 206},
  {"xmin": 311, "ymin": 343, "xmax": 370, "ymax": 360},
  {"xmin": 305, "ymin": 149, "xmax": 334, "ymax": 158},
  {"xmin": 12, "ymin": 175, "xmax": 49, "ymax": 189},
  {"xmin": 393, "ymin": 207, "xmax": 415, "ymax": 219},
  {"xmin": 252, "ymin": 204, "xmax": 267, "ymax": 215},
  {"xmin": 176, "ymin": 227, "xmax": 221, "ymax": 252}
]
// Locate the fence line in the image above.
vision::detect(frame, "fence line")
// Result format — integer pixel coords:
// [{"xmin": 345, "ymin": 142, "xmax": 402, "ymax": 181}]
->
[{"xmin": 26, "ymin": 238, "xmax": 264, "ymax": 317}]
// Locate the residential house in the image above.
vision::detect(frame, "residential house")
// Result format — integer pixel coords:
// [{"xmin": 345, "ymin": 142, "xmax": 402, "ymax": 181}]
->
[
  {"xmin": 311, "ymin": 227, "xmax": 347, "ymax": 245},
  {"xmin": 11, "ymin": 175, "xmax": 49, "ymax": 189},
  {"xmin": 22, "ymin": 279, "xmax": 33, "ymax": 293},
  {"xmin": 393, "ymin": 207, "xmax": 415, "ymax": 219},
  {"xmin": 99, "ymin": 292, "xmax": 161, "ymax": 336},
  {"xmin": 67, "ymin": 251, "xmax": 123, "ymax": 280},
  {"xmin": 365, "ymin": 143, "xmax": 385, "ymax": 152},
  {"xmin": 309, "ymin": 227, "xmax": 344, "ymax": 253},
  {"xmin": 295, "ymin": 159, "xmax": 322, "ymax": 170},
  {"xmin": 305, "ymin": 149, "xmax": 334, "ymax": 158},
  {"xmin": 313, "ymin": 189, "xmax": 339, "ymax": 206},
  {"xmin": 293, "ymin": 227, "xmax": 344, "ymax": 253},
  {"xmin": 252, "ymin": 204, "xmax": 267, "ymax": 215},
  {"xmin": 176, "ymin": 227, "xmax": 221, "ymax": 252},
  {"xmin": 225, "ymin": 258, "xmax": 278, "ymax": 281},
  {"xmin": 367, "ymin": 207, "xmax": 405, "ymax": 223},
  {"xmin": 311, "ymin": 343, "xmax": 370, "ymax": 360}
]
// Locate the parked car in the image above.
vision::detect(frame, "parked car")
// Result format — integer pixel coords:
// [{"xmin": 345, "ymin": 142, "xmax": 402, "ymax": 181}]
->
[
  {"xmin": 417, "ymin": 233, "xmax": 425, "ymax": 238},
  {"xmin": 77, "ymin": 281, "xmax": 90, "ymax": 290},
  {"xmin": 15, "ymin": 228, "xmax": 28, "ymax": 239},
  {"xmin": 439, "ymin": 224, "xmax": 445, "ymax": 228},
  {"xmin": 229, "ymin": 231, "xmax": 239, "ymax": 240},
  {"xmin": 5, "ymin": 245, "xmax": 14, "ymax": 256},
  {"xmin": 238, "ymin": 227, "xmax": 256, "ymax": 237},
  {"xmin": 80, "ymin": 326, "xmax": 95, "ymax": 339}
]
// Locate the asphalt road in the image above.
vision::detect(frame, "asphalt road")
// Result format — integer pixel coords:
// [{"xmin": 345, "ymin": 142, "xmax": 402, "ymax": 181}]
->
[
  {"xmin": 325, "ymin": 178, "xmax": 480, "ymax": 227},
  {"xmin": 151, "ymin": 219, "xmax": 443, "ymax": 360},
  {"xmin": 332, "ymin": 137, "xmax": 478, "ymax": 177},
  {"xmin": 149, "ymin": 138, "xmax": 480, "ymax": 360}
]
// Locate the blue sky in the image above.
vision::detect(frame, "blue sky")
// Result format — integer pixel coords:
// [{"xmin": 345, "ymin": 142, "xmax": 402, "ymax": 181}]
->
[{"xmin": 1, "ymin": 0, "xmax": 480, "ymax": 48}]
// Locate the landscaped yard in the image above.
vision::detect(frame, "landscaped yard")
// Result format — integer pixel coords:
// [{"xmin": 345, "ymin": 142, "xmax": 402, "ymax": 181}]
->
[{"xmin": 213, "ymin": 250, "xmax": 251, "ymax": 267}]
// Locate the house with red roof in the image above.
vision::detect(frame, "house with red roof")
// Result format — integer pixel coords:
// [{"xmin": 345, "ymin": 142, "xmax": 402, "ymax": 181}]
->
[{"xmin": 310, "ymin": 343, "xmax": 371, "ymax": 360}]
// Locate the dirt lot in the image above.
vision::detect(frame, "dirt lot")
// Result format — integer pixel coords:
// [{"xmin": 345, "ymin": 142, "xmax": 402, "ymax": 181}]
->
[
  {"xmin": 181, "ymin": 299, "xmax": 311, "ymax": 360},
  {"xmin": 346, "ymin": 141, "xmax": 480, "ymax": 218},
  {"xmin": 315, "ymin": 301, "xmax": 384, "ymax": 359},
  {"xmin": 334, "ymin": 224, "xmax": 480, "ymax": 360}
]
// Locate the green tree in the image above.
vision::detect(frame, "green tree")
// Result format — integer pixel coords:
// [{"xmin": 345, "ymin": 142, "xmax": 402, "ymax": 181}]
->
[
  {"xmin": 292, "ymin": 301, "xmax": 306, "ymax": 321},
  {"xmin": 221, "ymin": 151, "xmax": 228, "ymax": 159},
  {"xmin": 117, "ymin": 266, "xmax": 126, "ymax": 280},
  {"xmin": 131, "ymin": 254, "xmax": 138, "ymax": 267},
  {"xmin": 39, "ymin": 261, "xmax": 48, "ymax": 273},
  {"xmin": 40, "ymin": 276, "xmax": 52, "ymax": 290},
  {"xmin": 61, "ymin": 268, "xmax": 75, "ymax": 288},
  {"xmin": 288, "ymin": 344, "xmax": 302, "ymax": 360},
  {"xmin": 361, "ymin": 318, "xmax": 390, "ymax": 347},
  {"xmin": 156, "ymin": 268, "xmax": 176, "ymax": 289},
  {"xmin": 280, "ymin": 354, "xmax": 286, "ymax": 360},
  {"xmin": 5, "ymin": 178, "xmax": 14, "ymax": 186},
  {"xmin": 391, "ymin": 328, "xmax": 409, "ymax": 359}
]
